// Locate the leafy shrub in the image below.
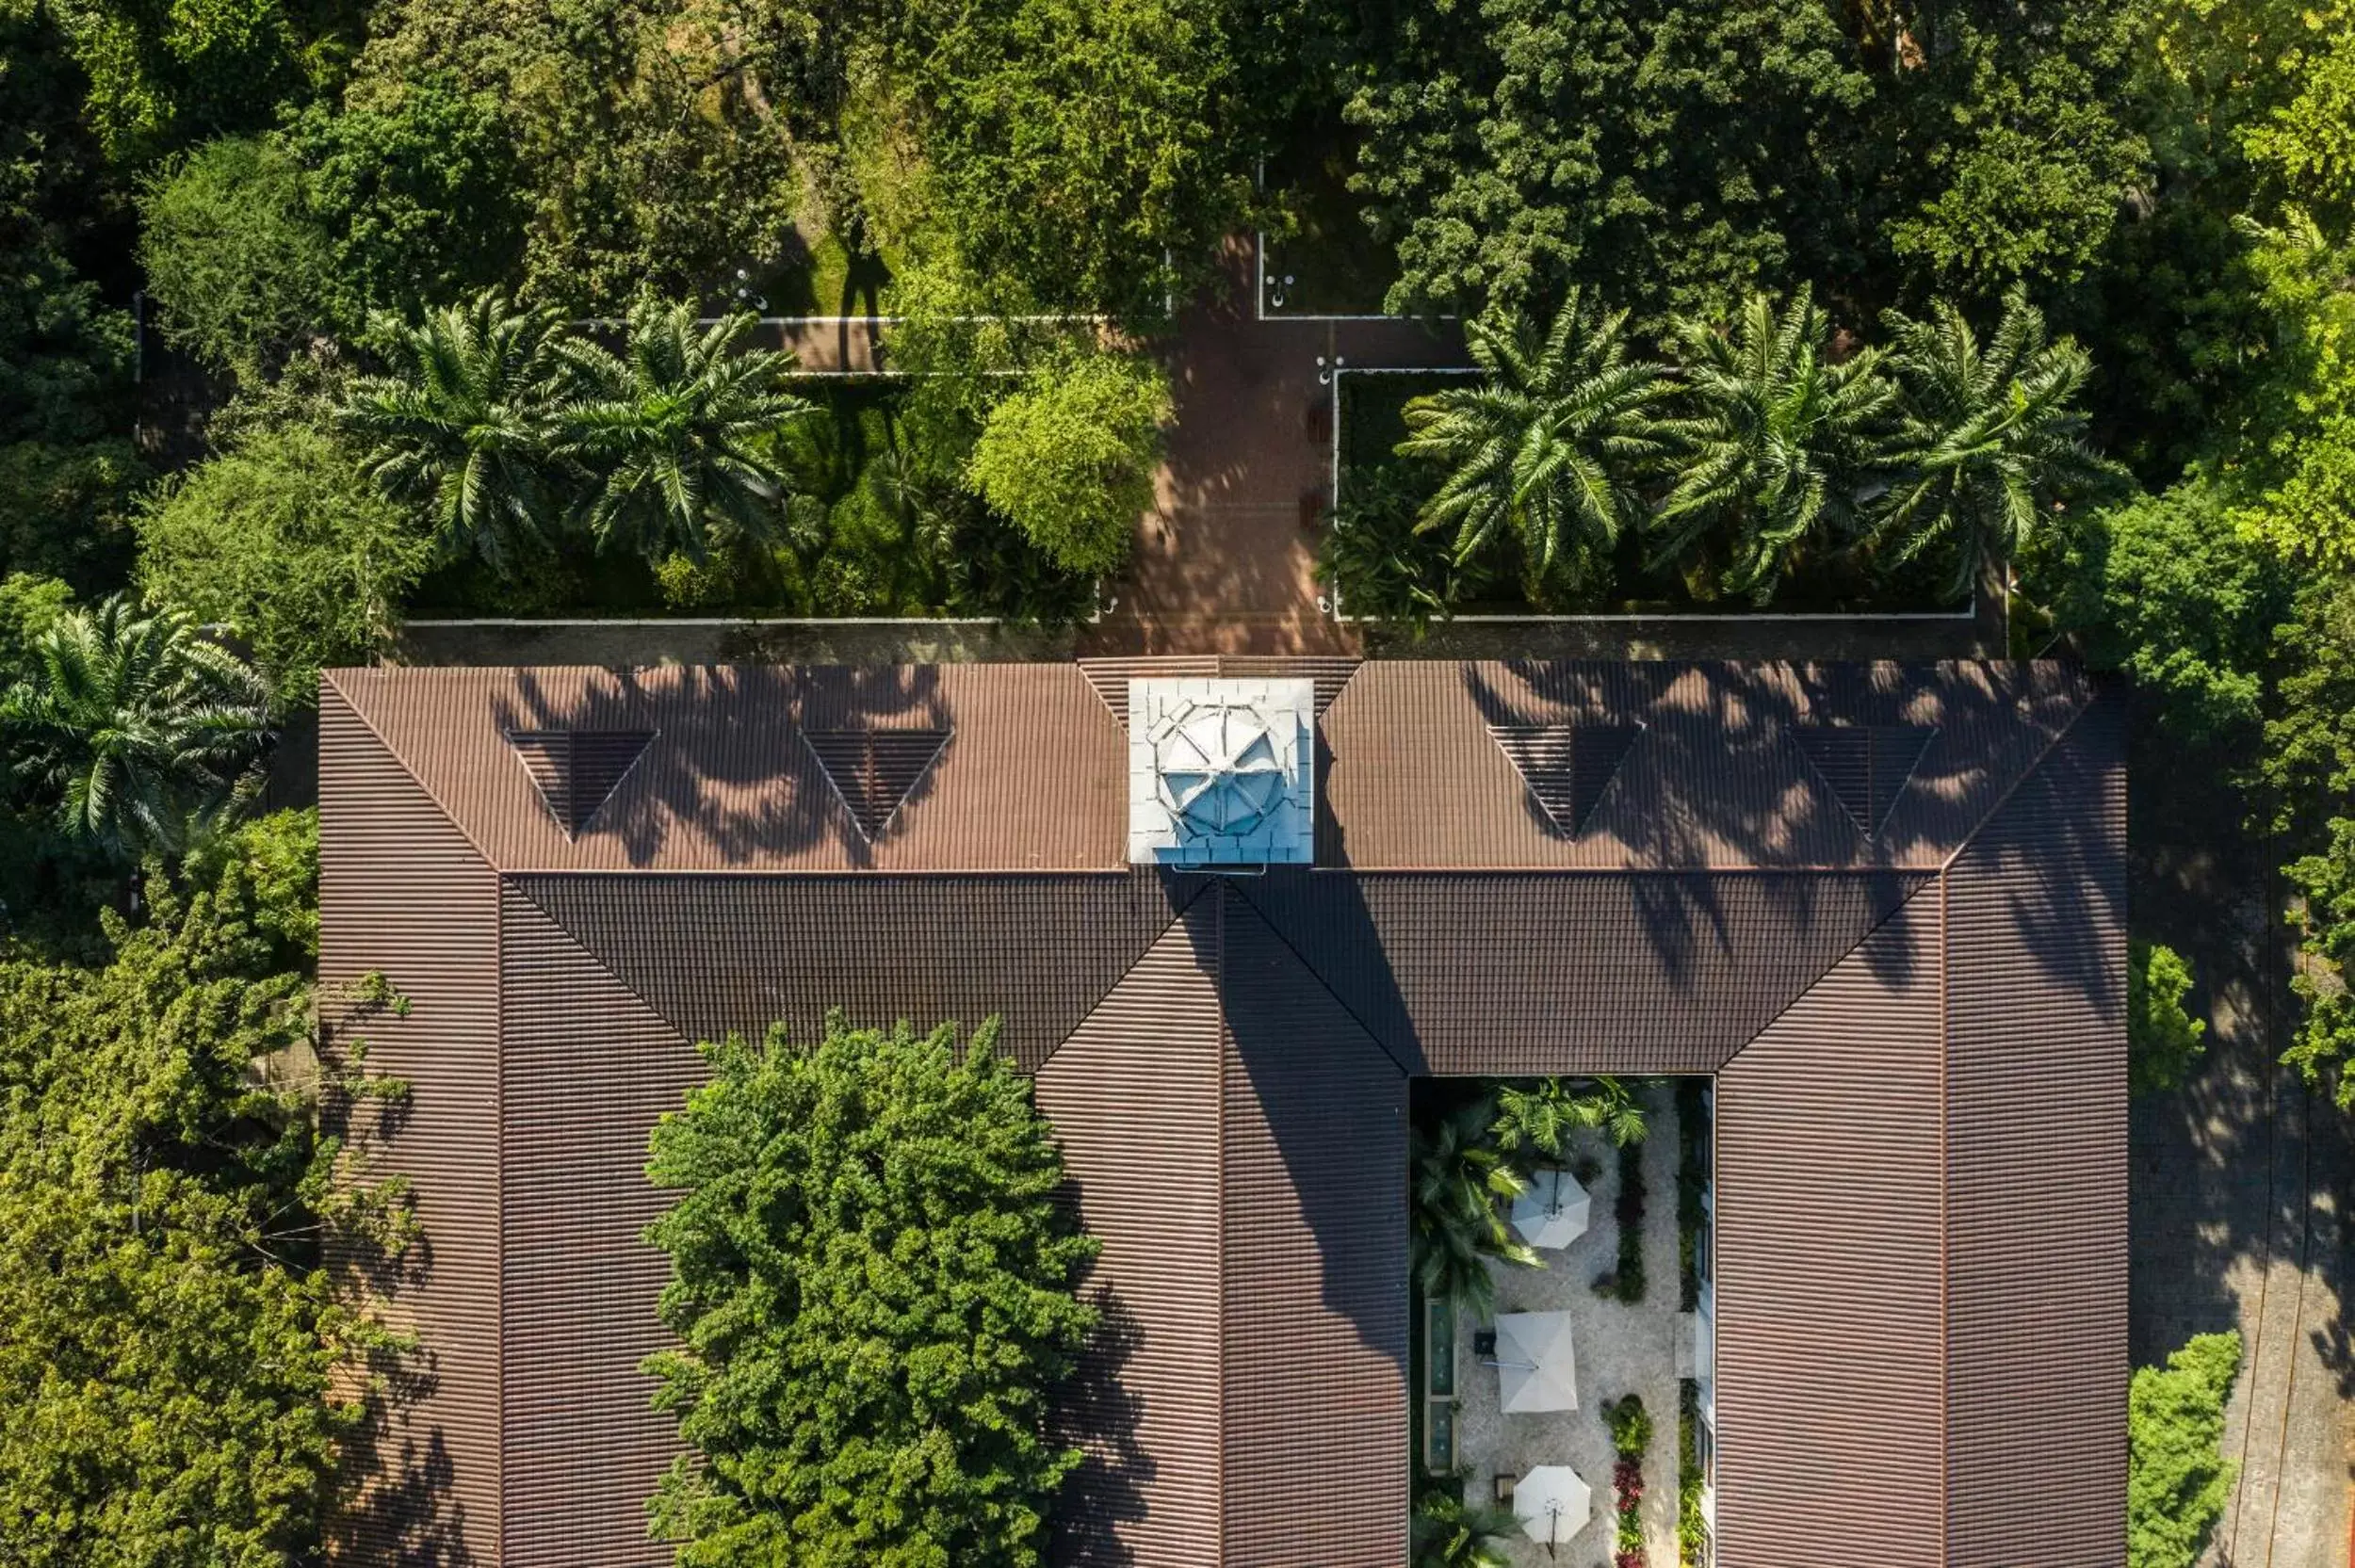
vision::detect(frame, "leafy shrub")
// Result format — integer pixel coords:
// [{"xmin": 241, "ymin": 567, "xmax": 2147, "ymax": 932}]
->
[
  {"xmin": 138, "ymin": 137, "xmax": 341, "ymax": 374},
  {"xmin": 642, "ymin": 1015, "xmax": 1097, "ymax": 1566},
  {"xmin": 2128, "ymin": 1332, "xmax": 2242, "ymax": 1568},
  {"xmin": 1607, "ymin": 1393, "xmax": 1654, "ymax": 1460},
  {"xmin": 966, "ymin": 350, "xmax": 1170, "ymax": 575},
  {"xmin": 136, "ymin": 421, "xmax": 431, "ymax": 703},
  {"xmin": 2129, "ymin": 941, "xmax": 2207, "ymax": 1096}
]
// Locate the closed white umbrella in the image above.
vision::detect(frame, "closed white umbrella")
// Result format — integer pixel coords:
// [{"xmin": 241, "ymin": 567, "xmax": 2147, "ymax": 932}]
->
[
  {"xmin": 1490, "ymin": 1310, "xmax": 1577, "ymax": 1413},
  {"xmin": 1509, "ymin": 1167, "xmax": 1591, "ymax": 1250},
  {"xmin": 1513, "ymin": 1464, "xmax": 1592, "ymax": 1555}
]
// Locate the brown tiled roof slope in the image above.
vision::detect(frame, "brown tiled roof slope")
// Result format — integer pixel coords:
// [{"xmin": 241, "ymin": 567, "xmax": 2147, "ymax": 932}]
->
[
  {"xmin": 319, "ymin": 659, "xmax": 2123, "ymax": 1568},
  {"xmin": 323, "ymin": 658, "xmax": 2097, "ymax": 876}
]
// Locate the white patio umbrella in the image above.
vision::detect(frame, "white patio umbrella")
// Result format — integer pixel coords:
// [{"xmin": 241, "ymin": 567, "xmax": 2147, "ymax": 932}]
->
[
  {"xmin": 1513, "ymin": 1464, "xmax": 1592, "ymax": 1556},
  {"xmin": 1490, "ymin": 1310, "xmax": 1577, "ymax": 1413},
  {"xmin": 1509, "ymin": 1167, "xmax": 1591, "ymax": 1250}
]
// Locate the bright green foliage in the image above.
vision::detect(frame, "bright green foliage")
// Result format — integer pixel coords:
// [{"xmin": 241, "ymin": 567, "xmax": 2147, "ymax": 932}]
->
[
  {"xmin": 337, "ymin": 0, "xmax": 795, "ymax": 311},
  {"xmin": 1410, "ymin": 1481, "xmax": 1514, "ymax": 1568},
  {"xmin": 2130, "ymin": 941, "xmax": 2208, "ymax": 1097},
  {"xmin": 0, "ymin": 574, "xmax": 73, "ymax": 677},
  {"xmin": 2026, "ymin": 479, "xmax": 2291, "ymax": 754},
  {"xmin": 1491, "ymin": 1075, "xmax": 1646, "ymax": 1156},
  {"xmin": 908, "ymin": 0, "xmax": 1237, "ymax": 313},
  {"xmin": 554, "ymin": 301, "xmax": 813, "ymax": 564},
  {"xmin": 1, "ymin": 596, "xmax": 272, "ymax": 856},
  {"xmin": 2242, "ymin": 25, "xmax": 2355, "ymax": 228},
  {"xmin": 1653, "ymin": 290, "xmax": 1897, "ymax": 602},
  {"xmin": 1607, "ymin": 1392, "xmax": 1652, "ymax": 1459},
  {"xmin": 2285, "ymin": 817, "xmax": 2355, "ymax": 1110},
  {"xmin": 135, "ymin": 421, "xmax": 430, "ymax": 702},
  {"xmin": 642, "ymin": 1016, "xmax": 1097, "ymax": 1568},
  {"xmin": 277, "ymin": 76, "xmax": 527, "ymax": 322},
  {"xmin": 2128, "ymin": 1331, "xmax": 2242, "ymax": 1568},
  {"xmin": 966, "ymin": 350, "xmax": 1169, "ymax": 576},
  {"xmin": 1885, "ymin": 8, "xmax": 2151, "ymax": 297},
  {"xmin": 1875, "ymin": 293, "xmax": 2119, "ymax": 600},
  {"xmin": 338, "ymin": 291, "xmax": 566, "ymax": 577},
  {"xmin": 1408, "ymin": 1098, "xmax": 1535, "ymax": 1319},
  {"xmin": 2264, "ymin": 576, "xmax": 2355, "ymax": 837},
  {"xmin": 2231, "ymin": 213, "xmax": 2355, "ymax": 570},
  {"xmin": 0, "ymin": 817, "xmax": 358, "ymax": 1565},
  {"xmin": 41, "ymin": 0, "xmax": 335, "ymax": 161},
  {"xmin": 138, "ymin": 137, "xmax": 340, "ymax": 375},
  {"xmin": 1398, "ymin": 291, "xmax": 1676, "ymax": 592}
]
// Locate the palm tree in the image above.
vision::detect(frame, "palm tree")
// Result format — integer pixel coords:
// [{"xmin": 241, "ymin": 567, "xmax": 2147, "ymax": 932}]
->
[
  {"xmin": 1412, "ymin": 1483, "xmax": 1517, "ymax": 1568},
  {"xmin": 554, "ymin": 300, "xmax": 814, "ymax": 563},
  {"xmin": 1410, "ymin": 1099, "xmax": 1537, "ymax": 1318},
  {"xmin": 1492, "ymin": 1075, "xmax": 1647, "ymax": 1157},
  {"xmin": 339, "ymin": 290, "xmax": 567, "ymax": 577},
  {"xmin": 1399, "ymin": 289, "xmax": 1678, "ymax": 591},
  {"xmin": 1, "ymin": 597, "xmax": 272, "ymax": 856},
  {"xmin": 1652, "ymin": 287, "xmax": 1898, "ymax": 602},
  {"xmin": 1873, "ymin": 291, "xmax": 2120, "ymax": 603}
]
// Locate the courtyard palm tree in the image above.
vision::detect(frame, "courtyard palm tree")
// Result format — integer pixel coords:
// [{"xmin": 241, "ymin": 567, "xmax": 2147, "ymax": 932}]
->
[
  {"xmin": 339, "ymin": 290, "xmax": 567, "ymax": 577},
  {"xmin": 1, "ymin": 597, "xmax": 272, "ymax": 856},
  {"xmin": 553, "ymin": 299, "xmax": 815, "ymax": 563},
  {"xmin": 1410, "ymin": 1099, "xmax": 1538, "ymax": 1318},
  {"xmin": 1412, "ymin": 1483, "xmax": 1518, "ymax": 1568},
  {"xmin": 1398, "ymin": 289, "xmax": 1678, "ymax": 590},
  {"xmin": 1492, "ymin": 1075, "xmax": 1647, "ymax": 1157},
  {"xmin": 1651, "ymin": 287, "xmax": 1899, "ymax": 602},
  {"xmin": 1871, "ymin": 291, "xmax": 2121, "ymax": 602}
]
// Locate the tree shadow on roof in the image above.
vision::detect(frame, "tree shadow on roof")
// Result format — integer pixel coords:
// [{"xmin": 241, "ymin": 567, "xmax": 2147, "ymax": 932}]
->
[
  {"xmin": 1050, "ymin": 1287, "xmax": 1155, "ymax": 1567},
  {"xmin": 489, "ymin": 663, "xmax": 949, "ymax": 868}
]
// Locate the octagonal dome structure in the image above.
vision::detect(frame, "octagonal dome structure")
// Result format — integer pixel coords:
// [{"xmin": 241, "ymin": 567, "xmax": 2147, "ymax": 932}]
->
[{"xmin": 1129, "ymin": 677, "xmax": 1314, "ymax": 865}]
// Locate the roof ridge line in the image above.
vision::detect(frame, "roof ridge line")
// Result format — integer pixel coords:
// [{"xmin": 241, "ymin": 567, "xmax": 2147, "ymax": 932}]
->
[
  {"xmin": 1025, "ymin": 880, "xmax": 1216, "ymax": 1075},
  {"xmin": 1934, "ymin": 683, "xmax": 2100, "ymax": 875},
  {"xmin": 325, "ymin": 671, "xmax": 504, "ymax": 871},
  {"xmin": 1226, "ymin": 880, "xmax": 1416, "ymax": 1077},
  {"xmin": 504, "ymin": 877, "xmax": 700, "ymax": 1048},
  {"xmin": 1712, "ymin": 872, "xmax": 1943, "ymax": 1074}
]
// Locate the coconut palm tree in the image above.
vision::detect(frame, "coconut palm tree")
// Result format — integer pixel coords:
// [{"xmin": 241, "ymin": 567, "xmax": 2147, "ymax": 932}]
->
[
  {"xmin": 1412, "ymin": 1483, "xmax": 1518, "ymax": 1568},
  {"xmin": 339, "ymin": 290, "xmax": 567, "ymax": 577},
  {"xmin": 1410, "ymin": 1099, "xmax": 1537, "ymax": 1318},
  {"xmin": 1652, "ymin": 287, "xmax": 1899, "ymax": 602},
  {"xmin": 1398, "ymin": 289, "xmax": 1678, "ymax": 590},
  {"xmin": 554, "ymin": 300, "xmax": 814, "ymax": 563},
  {"xmin": 1, "ymin": 597, "xmax": 272, "ymax": 856},
  {"xmin": 1872, "ymin": 291, "xmax": 2121, "ymax": 602}
]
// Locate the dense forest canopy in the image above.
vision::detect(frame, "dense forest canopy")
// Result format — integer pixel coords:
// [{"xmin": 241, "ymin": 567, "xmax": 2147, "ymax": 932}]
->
[{"xmin": 3, "ymin": 0, "xmax": 2355, "ymax": 1561}]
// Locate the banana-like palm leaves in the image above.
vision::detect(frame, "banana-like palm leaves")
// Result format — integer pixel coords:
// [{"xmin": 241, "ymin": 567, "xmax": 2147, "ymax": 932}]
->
[
  {"xmin": 554, "ymin": 300, "xmax": 814, "ymax": 563},
  {"xmin": 1874, "ymin": 292, "xmax": 2120, "ymax": 600},
  {"xmin": 1653, "ymin": 288, "xmax": 1898, "ymax": 602},
  {"xmin": 1492, "ymin": 1075, "xmax": 1647, "ymax": 1157},
  {"xmin": 1412, "ymin": 1484, "xmax": 1518, "ymax": 1568},
  {"xmin": 339, "ymin": 291, "xmax": 566, "ymax": 577},
  {"xmin": 1400, "ymin": 290, "xmax": 1677, "ymax": 589},
  {"xmin": 1, "ymin": 597, "xmax": 272, "ymax": 855},
  {"xmin": 1410, "ymin": 1100, "xmax": 1538, "ymax": 1318}
]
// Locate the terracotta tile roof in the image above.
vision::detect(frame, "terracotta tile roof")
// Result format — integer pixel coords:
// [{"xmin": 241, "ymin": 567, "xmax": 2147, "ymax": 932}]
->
[{"xmin": 321, "ymin": 659, "xmax": 2125, "ymax": 1568}]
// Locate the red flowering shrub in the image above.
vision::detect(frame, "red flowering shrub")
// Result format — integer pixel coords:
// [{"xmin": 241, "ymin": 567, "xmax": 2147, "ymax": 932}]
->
[
  {"xmin": 1615, "ymin": 1457, "xmax": 1644, "ymax": 1499},
  {"xmin": 1616, "ymin": 1553, "xmax": 1645, "ymax": 1568}
]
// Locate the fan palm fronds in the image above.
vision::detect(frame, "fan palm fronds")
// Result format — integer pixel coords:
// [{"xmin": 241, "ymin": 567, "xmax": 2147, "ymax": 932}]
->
[
  {"xmin": 339, "ymin": 289, "xmax": 568, "ymax": 577},
  {"xmin": 554, "ymin": 299, "xmax": 815, "ymax": 563},
  {"xmin": 2, "ymin": 596, "xmax": 272, "ymax": 856},
  {"xmin": 1400, "ymin": 289, "xmax": 1678, "ymax": 591}
]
